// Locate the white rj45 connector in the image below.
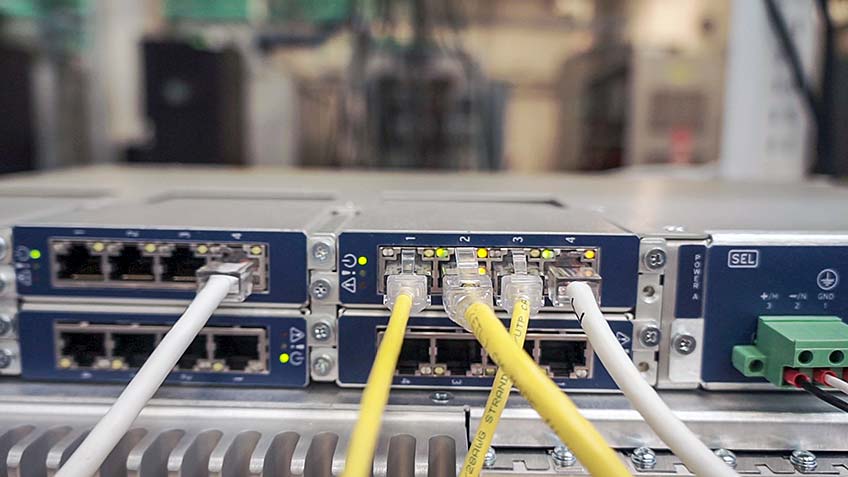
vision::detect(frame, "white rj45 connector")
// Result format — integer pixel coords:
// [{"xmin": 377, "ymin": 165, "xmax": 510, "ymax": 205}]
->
[
  {"xmin": 498, "ymin": 251, "xmax": 544, "ymax": 316},
  {"xmin": 443, "ymin": 248, "xmax": 494, "ymax": 329},
  {"xmin": 384, "ymin": 249, "xmax": 430, "ymax": 313}
]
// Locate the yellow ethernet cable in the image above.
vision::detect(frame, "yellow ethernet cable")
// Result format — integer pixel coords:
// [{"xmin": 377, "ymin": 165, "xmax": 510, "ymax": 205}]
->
[
  {"xmin": 461, "ymin": 297, "xmax": 531, "ymax": 477},
  {"xmin": 342, "ymin": 292, "xmax": 413, "ymax": 477},
  {"xmin": 464, "ymin": 301, "xmax": 630, "ymax": 477}
]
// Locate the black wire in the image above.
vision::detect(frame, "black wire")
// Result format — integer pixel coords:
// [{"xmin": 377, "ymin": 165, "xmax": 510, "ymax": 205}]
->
[
  {"xmin": 762, "ymin": 0, "xmax": 821, "ymax": 123},
  {"xmin": 798, "ymin": 378, "xmax": 848, "ymax": 413}
]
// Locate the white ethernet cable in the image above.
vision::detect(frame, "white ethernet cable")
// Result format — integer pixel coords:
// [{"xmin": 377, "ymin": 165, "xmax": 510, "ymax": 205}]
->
[
  {"xmin": 823, "ymin": 374, "xmax": 848, "ymax": 397},
  {"xmin": 56, "ymin": 261, "xmax": 254, "ymax": 477},
  {"xmin": 567, "ymin": 281, "xmax": 739, "ymax": 477}
]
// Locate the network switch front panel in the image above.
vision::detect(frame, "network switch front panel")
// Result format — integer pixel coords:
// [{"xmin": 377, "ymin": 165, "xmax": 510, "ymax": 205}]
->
[
  {"xmin": 19, "ymin": 307, "xmax": 308, "ymax": 387},
  {"xmin": 13, "ymin": 196, "xmax": 337, "ymax": 305},
  {"xmin": 337, "ymin": 309, "xmax": 633, "ymax": 390},
  {"xmin": 336, "ymin": 200, "xmax": 640, "ymax": 310}
]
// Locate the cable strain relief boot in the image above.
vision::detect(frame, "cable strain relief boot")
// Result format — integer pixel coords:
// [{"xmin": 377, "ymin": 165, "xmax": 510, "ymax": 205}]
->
[
  {"xmin": 384, "ymin": 273, "xmax": 430, "ymax": 314},
  {"xmin": 443, "ymin": 247, "xmax": 494, "ymax": 330},
  {"xmin": 196, "ymin": 261, "xmax": 255, "ymax": 302}
]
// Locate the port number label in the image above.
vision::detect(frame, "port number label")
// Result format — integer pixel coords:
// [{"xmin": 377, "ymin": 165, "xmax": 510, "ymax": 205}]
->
[
  {"xmin": 512, "ymin": 236, "xmax": 523, "ymax": 243},
  {"xmin": 459, "ymin": 236, "xmax": 471, "ymax": 243},
  {"xmin": 817, "ymin": 269, "xmax": 839, "ymax": 291},
  {"xmin": 727, "ymin": 249, "xmax": 759, "ymax": 268}
]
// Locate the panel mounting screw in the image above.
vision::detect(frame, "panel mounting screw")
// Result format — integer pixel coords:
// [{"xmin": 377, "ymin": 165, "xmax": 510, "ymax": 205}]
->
[
  {"xmin": 0, "ymin": 349, "xmax": 13, "ymax": 369},
  {"xmin": 790, "ymin": 449, "xmax": 818, "ymax": 472},
  {"xmin": 631, "ymin": 446, "xmax": 657, "ymax": 470},
  {"xmin": 312, "ymin": 354, "xmax": 334, "ymax": 377},
  {"xmin": 639, "ymin": 326, "xmax": 661, "ymax": 347},
  {"xmin": 429, "ymin": 391, "xmax": 453, "ymax": 403},
  {"xmin": 310, "ymin": 279, "xmax": 332, "ymax": 300},
  {"xmin": 311, "ymin": 241, "xmax": 332, "ymax": 263},
  {"xmin": 714, "ymin": 449, "xmax": 737, "ymax": 468},
  {"xmin": 311, "ymin": 322, "xmax": 332, "ymax": 342},
  {"xmin": 643, "ymin": 248, "xmax": 667, "ymax": 270},
  {"xmin": 0, "ymin": 236, "xmax": 7, "ymax": 261},
  {"xmin": 483, "ymin": 447, "xmax": 497, "ymax": 468},
  {"xmin": 552, "ymin": 444, "xmax": 576, "ymax": 467},
  {"xmin": 672, "ymin": 334, "xmax": 697, "ymax": 355}
]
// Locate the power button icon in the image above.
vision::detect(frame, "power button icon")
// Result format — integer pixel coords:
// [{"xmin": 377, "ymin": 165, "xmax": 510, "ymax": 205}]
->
[{"xmin": 817, "ymin": 269, "xmax": 839, "ymax": 291}]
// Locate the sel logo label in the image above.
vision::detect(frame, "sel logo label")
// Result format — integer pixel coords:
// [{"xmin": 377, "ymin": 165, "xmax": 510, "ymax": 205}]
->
[{"xmin": 728, "ymin": 249, "xmax": 759, "ymax": 268}]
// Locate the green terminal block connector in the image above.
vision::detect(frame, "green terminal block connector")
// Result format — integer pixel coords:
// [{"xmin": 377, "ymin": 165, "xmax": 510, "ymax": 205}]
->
[{"xmin": 732, "ymin": 316, "xmax": 848, "ymax": 387}]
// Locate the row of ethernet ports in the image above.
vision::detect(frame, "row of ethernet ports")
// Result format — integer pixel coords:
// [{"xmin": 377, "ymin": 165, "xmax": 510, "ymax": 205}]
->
[
  {"xmin": 56, "ymin": 323, "xmax": 268, "ymax": 374},
  {"xmin": 384, "ymin": 328, "xmax": 593, "ymax": 379},
  {"xmin": 50, "ymin": 239, "xmax": 269, "ymax": 292}
]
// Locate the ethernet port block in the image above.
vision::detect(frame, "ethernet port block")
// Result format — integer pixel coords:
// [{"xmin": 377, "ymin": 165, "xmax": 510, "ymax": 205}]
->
[{"xmin": 732, "ymin": 316, "xmax": 848, "ymax": 387}]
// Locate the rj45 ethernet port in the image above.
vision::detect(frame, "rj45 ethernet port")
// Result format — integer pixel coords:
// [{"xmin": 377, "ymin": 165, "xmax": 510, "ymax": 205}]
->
[
  {"xmin": 56, "ymin": 244, "xmax": 104, "ymax": 281},
  {"xmin": 108, "ymin": 245, "xmax": 154, "ymax": 281},
  {"xmin": 539, "ymin": 340, "xmax": 590, "ymax": 378},
  {"xmin": 397, "ymin": 338, "xmax": 431, "ymax": 375},
  {"xmin": 435, "ymin": 338, "xmax": 482, "ymax": 376},
  {"xmin": 59, "ymin": 331, "xmax": 106, "ymax": 368},
  {"xmin": 161, "ymin": 245, "xmax": 206, "ymax": 283},
  {"xmin": 113, "ymin": 333, "xmax": 157, "ymax": 368},
  {"xmin": 213, "ymin": 335, "xmax": 261, "ymax": 372},
  {"xmin": 177, "ymin": 335, "xmax": 208, "ymax": 370}
]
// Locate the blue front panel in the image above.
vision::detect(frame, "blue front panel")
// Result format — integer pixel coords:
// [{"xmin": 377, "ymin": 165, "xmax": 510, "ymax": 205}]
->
[
  {"xmin": 337, "ymin": 232, "xmax": 639, "ymax": 308},
  {"xmin": 702, "ymin": 245, "xmax": 848, "ymax": 384},
  {"xmin": 338, "ymin": 315, "xmax": 632, "ymax": 390},
  {"xmin": 19, "ymin": 311, "xmax": 308, "ymax": 387},
  {"xmin": 13, "ymin": 226, "xmax": 307, "ymax": 304}
]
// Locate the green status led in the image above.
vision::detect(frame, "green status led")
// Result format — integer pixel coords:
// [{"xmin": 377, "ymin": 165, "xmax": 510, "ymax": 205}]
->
[{"xmin": 29, "ymin": 249, "xmax": 42, "ymax": 260}]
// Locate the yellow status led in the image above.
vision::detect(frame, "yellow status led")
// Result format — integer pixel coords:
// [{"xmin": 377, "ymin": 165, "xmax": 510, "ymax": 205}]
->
[
  {"xmin": 58, "ymin": 357, "xmax": 72, "ymax": 369},
  {"xmin": 476, "ymin": 248, "xmax": 488, "ymax": 259},
  {"xmin": 111, "ymin": 359, "xmax": 124, "ymax": 370},
  {"xmin": 196, "ymin": 244, "xmax": 209, "ymax": 254},
  {"xmin": 144, "ymin": 243, "xmax": 157, "ymax": 253},
  {"xmin": 212, "ymin": 362, "xmax": 225, "ymax": 372},
  {"xmin": 584, "ymin": 250, "xmax": 596, "ymax": 260},
  {"xmin": 250, "ymin": 245, "xmax": 263, "ymax": 255},
  {"xmin": 358, "ymin": 256, "xmax": 368, "ymax": 266},
  {"xmin": 529, "ymin": 249, "xmax": 541, "ymax": 258},
  {"xmin": 29, "ymin": 249, "xmax": 42, "ymax": 260},
  {"xmin": 435, "ymin": 248, "xmax": 448, "ymax": 258},
  {"xmin": 478, "ymin": 266, "xmax": 488, "ymax": 275},
  {"xmin": 433, "ymin": 366, "xmax": 446, "ymax": 376},
  {"xmin": 92, "ymin": 242, "xmax": 105, "ymax": 253},
  {"xmin": 279, "ymin": 353, "xmax": 290, "ymax": 364},
  {"xmin": 541, "ymin": 249, "xmax": 555, "ymax": 260},
  {"xmin": 423, "ymin": 249, "xmax": 435, "ymax": 258}
]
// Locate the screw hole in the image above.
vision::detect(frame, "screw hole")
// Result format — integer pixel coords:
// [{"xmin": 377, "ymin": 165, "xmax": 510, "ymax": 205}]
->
[
  {"xmin": 641, "ymin": 286, "xmax": 658, "ymax": 303},
  {"xmin": 798, "ymin": 350, "xmax": 814, "ymax": 365},
  {"xmin": 830, "ymin": 350, "xmax": 845, "ymax": 365},
  {"xmin": 637, "ymin": 362, "xmax": 650, "ymax": 372},
  {"xmin": 749, "ymin": 359, "xmax": 764, "ymax": 373}
]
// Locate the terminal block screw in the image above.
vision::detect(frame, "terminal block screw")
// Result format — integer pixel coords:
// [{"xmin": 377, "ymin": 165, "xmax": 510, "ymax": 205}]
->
[
  {"xmin": 483, "ymin": 447, "xmax": 497, "ymax": 468},
  {"xmin": 714, "ymin": 449, "xmax": 737, "ymax": 468},
  {"xmin": 311, "ymin": 322, "xmax": 332, "ymax": 342},
  {"xmin": 312, "ymin": 354, "xmax": 334, "ymax": 377},
  {"xmin": 311, "ymin": 241, "xmax": 332, "ymax": 263},
  {"xmin": 790, "ymin": 450, "xmax": 818, "ymax": 472},
  {"xmin": 643, "ymin": 248, "xmax": 667, "ymax": 271},
  {"xmin": 631, "ymin": 447, "xmax": 657, "ymax": 470},
  {"xmin": 310, "ymin": 279, "xmax": 332, "ymax": 300},
  {"xmin": 672, "ymin": 334, "xmax": 698, "ymax": 355},
  {"xmin": 639, "ymin": 326, "xmax": 661, "ymax": 347},
  {"xmin": 0, "ymin": 314, "xmax": 11, "ymax": 336},
  {"xmin": 0, "ymin": 349, "xmax": 13, "ymax": 369},
  {"xmin": 552, "ymin": 444, "xmax": 576, "ymax": 467}
]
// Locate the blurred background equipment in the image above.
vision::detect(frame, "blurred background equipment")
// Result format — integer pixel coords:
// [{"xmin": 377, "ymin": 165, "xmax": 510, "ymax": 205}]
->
[{"xmin": 0, "ymin": 0, "xmax": 847, "ymax": 177}]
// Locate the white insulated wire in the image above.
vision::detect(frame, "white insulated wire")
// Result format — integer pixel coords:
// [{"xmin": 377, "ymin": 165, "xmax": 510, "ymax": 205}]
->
[
  {"xmin": 567, "ymin": 281, "xmax": 739, "ymax": 477},
  {"xmin": 56, "ymin": 275, "xmax": 238, "ymax": 477},
  {"xmin": 824, "ymin": 374, "xmax": 848, "ymax": 397}
]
